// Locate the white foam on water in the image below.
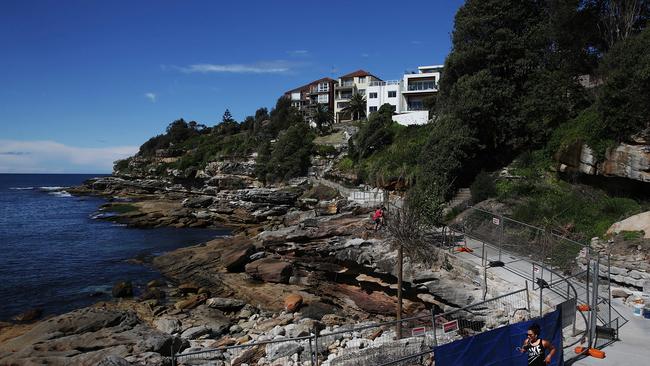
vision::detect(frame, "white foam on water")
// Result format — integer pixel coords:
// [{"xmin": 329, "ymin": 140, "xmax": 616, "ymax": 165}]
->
[
  {"xmin": 9, "ymin": 187, "xmax": 35, "ymax": 190},
  {"xmin": 39, "ymin": 186, "xmax": 67, "ymax": 191},
  {"xmin": 49, "ymin": 190, "xmax": 72, "ymax": 198}
]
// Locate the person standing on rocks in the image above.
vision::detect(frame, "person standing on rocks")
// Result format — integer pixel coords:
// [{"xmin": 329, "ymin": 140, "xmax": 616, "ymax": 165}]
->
[
  {"xmin": 520, "ymin": 323, "xmax": 556, "ymax": 365},
  {"xmin": 372, "ymin": 206, "xmax": 383, "ymax": 231}
]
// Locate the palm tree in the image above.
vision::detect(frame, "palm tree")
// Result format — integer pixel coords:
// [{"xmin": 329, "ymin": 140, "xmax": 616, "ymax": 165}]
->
[
  {"xmin": 312, "ymin": 104, "xmax": 333, "ymax": 135},
  {"xmin": 343, "ymin": 93, "xmax": 367, "ymax": 121}
]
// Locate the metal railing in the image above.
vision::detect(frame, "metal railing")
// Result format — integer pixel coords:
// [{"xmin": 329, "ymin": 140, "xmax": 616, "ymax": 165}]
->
[{"xmin": 171, "ymin": 288, "xmax": 529, "ymax": 366}]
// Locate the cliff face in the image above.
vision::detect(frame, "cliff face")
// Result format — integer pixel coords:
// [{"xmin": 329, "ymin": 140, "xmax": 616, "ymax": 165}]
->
[{"xmin": 555, "ymin": 129, "xmax": 650, "ymax": 183}]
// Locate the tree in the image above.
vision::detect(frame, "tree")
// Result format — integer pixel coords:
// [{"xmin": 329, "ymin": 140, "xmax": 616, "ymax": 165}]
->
[
  {"xmin": 312, "ymin": 104, "xmax": 333, "ymax": 135},
  {"xmin": 222, "ymin": 109, "xmax": 235, "ymax": 123},
  {"xmin": 342, "ymin": 93, "xmax": 367, "ymax": 121},
  {"xmin": 265, "ymin": 122, "xmax": 315, "ymax": 182},
  {"xmin": 596, "ymin": 27, "xmax": 650, "ymax": 141},
  {"xmin": 588, "ymin": 0, "xmax": 649, "ymax": 50},
  {"xmin": 348, "ymin": 104, "xmax": 395, "ymax": 160},
  {"xmin": 387, "ymin": 183, "xmax": 447, "ymax": 338}
]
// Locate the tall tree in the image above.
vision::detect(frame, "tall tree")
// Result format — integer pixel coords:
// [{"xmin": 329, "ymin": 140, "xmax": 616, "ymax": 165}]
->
[
  {"xmin": 222, "ymin": 109, "xmax": 235, "ymax": 123},
  {"xmin": 343, "ymin": 93, "xmax": 367, "ymax": 121},
  {"xmin": 312, "ymin": 104, "xmax": 333, "ymax": 135}
]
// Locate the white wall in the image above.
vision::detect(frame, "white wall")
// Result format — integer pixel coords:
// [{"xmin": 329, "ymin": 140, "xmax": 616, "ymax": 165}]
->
[{"xmin": 392, "ymin": 111, "xmax": 429, "ymax": 125}]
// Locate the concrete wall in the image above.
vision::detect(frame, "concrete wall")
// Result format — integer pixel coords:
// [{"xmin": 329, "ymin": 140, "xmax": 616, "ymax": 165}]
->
[{"xmin": 392, "ymin": 111, "xmax": 429, "ymax": 125}]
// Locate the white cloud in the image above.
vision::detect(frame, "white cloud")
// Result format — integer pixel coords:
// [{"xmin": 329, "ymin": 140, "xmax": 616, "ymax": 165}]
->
[
  {"xmin": 0, "ymin": 140, "xmax": 138, "ymax": 173},
  {"xmin": 287, "ymin": 50, "xmax": 309, "ymax": 56},
  {"xmin": 180, "ymin": 61, "xmax": 292, "ymax": 74},
  {"xmin": 361, "ymin": 53, "xmax": 370, "ymax": 58},
  {"xmin": 410, "ymin": 40, "xmax": 422, "ymax": 45},
  {"xmin": 145, "ymin": 92, "xmax": 157, "ymax": 103}
]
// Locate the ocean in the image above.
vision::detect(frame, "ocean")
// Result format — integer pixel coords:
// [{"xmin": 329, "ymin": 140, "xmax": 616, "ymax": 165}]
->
[{"xmin": 0, "ymin": 174, "xmax": 226, "ymax": 321}]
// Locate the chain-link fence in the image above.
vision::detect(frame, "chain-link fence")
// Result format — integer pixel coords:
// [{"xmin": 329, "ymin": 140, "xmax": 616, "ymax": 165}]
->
[
  {"xmin": 172, "ymin": 288, "xmax": 529, "ymax": 366},
  {"xmin": 453, "ymin": 207, "xmax": 589, "ymax": 273}
]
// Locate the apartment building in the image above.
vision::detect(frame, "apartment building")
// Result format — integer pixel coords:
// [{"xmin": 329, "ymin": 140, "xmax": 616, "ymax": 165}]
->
[
  {"xmin": 284, "ymin": 77, "xmax": 336, "ymax": 116},
  {"xmin": 333, "ymin": 70, "xmax": 382, "ymax": 123},
  {"xmin": 366, "ymin": 65, "xmax": 443, "ymax": 125}
]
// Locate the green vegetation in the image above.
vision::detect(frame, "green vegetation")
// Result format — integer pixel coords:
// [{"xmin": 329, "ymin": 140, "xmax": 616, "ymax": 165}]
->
[
  {"xmin": 255, "ymin": 122, "xmax": 315, "ymax": 183},
  {"xmin": 470, "ymin": 171, "xmax": 497, "ymax": 203},
  {"xmin": 621, "ymin": 230, "xmax": 645, "ymax": 241},
  {"xmin": 496, "ymin": 174, "xmax": 641, "ymax": 241},
  {"xmin": 301, "ymin": 184, "xmax": 340, "ymax": 201}
]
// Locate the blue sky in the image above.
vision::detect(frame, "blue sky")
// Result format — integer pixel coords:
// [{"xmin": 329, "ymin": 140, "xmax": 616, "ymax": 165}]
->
[{"xmin": 0, "ymin": 0, "xmax": 464, "ymax": 173}]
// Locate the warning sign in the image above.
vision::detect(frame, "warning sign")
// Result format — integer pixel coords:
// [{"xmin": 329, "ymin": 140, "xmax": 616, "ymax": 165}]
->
[
  {"xmin": 411, "ymin": 326, "xmax": 426, "ymax": 337},
  {"xmin": 442, "ymin": 320, "xmax": 459, "ymax": 334},
  {"xmin": 492, "ymin": 217, "xmax": 500, "ymax": 225}
]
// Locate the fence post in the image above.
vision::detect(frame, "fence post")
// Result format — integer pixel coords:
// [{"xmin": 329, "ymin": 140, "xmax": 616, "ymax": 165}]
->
[
  {"xmin": 498, "ymin": 214, "xmax": 504, "ymax": 261},
  {"xmin": 309, "ymin": 333, "xmax": 315, "ymax": 366},
  {"xmin": 170, "ymin": 341, "xmax": 176, "ymax": 366},
  {"xmin": 430, "ymin": 308, "xmax": 438, "ymax": 348},
  {"xmin": 314, "ymin": 328, "xmax": 320, "ymax": 366}
]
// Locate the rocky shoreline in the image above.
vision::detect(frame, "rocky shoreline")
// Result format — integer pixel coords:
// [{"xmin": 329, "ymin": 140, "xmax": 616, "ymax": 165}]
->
[{"xmin": 0, "ymin": 172, "xmax": 485, "ymax": 366}]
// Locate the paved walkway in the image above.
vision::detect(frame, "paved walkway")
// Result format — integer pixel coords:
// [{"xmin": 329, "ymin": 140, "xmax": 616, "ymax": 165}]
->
[{"xmin": 450, "ymin": 231, "xmax": 650, "ymax": 365}]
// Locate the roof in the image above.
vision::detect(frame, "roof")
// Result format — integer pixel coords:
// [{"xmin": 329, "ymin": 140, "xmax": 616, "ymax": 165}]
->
[
  {"xmin": 285, "ymin": 77, "xmax": 335, "ymax": 94},
  {"xmin": 339, "ymin": 69, "xmax": 382, "ymax": 80}
]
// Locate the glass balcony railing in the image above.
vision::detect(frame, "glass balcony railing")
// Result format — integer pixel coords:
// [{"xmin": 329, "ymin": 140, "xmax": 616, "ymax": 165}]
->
[{"xmin": 407, "ymin": 82, "xmax": 437, "ymax": 91}]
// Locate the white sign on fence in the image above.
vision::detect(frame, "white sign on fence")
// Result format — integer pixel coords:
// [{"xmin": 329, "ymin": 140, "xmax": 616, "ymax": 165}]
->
[
  {"xmin": 411, "ymin": 326, "xmax": 426, "ymax": 337},
  {"xmin": 442, "ymin": 320, "xmax": 459, "ymax": 334},
  {"xmin": 492, "ymin": 217, "xmax": 500, "ymax": 225}
]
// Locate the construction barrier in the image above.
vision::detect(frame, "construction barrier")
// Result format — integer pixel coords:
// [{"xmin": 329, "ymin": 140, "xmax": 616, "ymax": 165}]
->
[{"xmin": 434, "ymin": 309, "xmax": 564, "ymax": 366}]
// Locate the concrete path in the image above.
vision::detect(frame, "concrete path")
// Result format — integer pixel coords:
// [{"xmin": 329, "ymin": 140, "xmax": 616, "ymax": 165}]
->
[{"xmin": 448, "ymin": 231, "xmax": 650, "ymax": 365}]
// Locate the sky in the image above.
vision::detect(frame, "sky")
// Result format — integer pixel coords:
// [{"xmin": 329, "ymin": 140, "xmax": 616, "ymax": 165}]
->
[{"xmin": 0, "ymin": 0, "xmax": 465, "ymax": 173}]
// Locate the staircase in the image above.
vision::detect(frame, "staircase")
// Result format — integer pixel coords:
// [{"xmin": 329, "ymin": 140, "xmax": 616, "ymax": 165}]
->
[{"xmin": 444, "ymin": 188, "xmax": 471, "ymax": 215}]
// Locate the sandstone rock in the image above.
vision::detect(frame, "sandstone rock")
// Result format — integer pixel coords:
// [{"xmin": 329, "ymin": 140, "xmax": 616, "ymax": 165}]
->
[
  {"xmin": 139, "ymin": 288, "xmax": 165, "ymax": 301},
  {"xmin": 206, "ymin": 297, "xmax": 246, "ymax": 310},
  {"xmin": 11, "ymin": 308, "xmax": 42, "ymax": 322},
  {"xmin": 265, "ymin": 341, "xmax": 303, "ymax": 362},
  {"xmin": 112, "ymin": 281, "xmax": 133, "ymax": 298},
  {"xmin": 611, "ymin": 288, "xmax": 631, "ymax": 299},
  {"xmin": 299, "ymin": 302, "xmax": 338, "ymax": 321},
  {"xmin": 321, "ymin": 314, "xmax": 347, "ymax": 326},
  {"xmin": 284, "ymin": 294, "xmax": 303, "ymax": 312},
  {"xmin": 154, "ymin": 317, "xmax": 182, "ymax": 334},
  {"xmin": 147, "ymin": 279, "xmax": 166, "ymax": 288},
  {"xmin": 97, "ymin": 355, "xmax": 132, "ymax": 366},
  {"xmin": 175, "ymin": 294, "xmax": 207, "ymax": 310},
  {"xmin": 0, "ymin": 308, "xmax": 187, "ymax": 364},
  {"xmin": 245, "ymin": 258, "xmax": 293, "ymax": 284},
  {"xmin": 182, "ymin": 195, "xmax": 214, "ymax": 208},
  {"xmin": 222, "ymin": 244, "xmax": 256, "ymax": 272},
  {"xmin": 181, "ymin": 325, "xmax": 211, "ymax": 339},
  {"xmin": 178, "ymin": 283, "xmax": 200, "ymax": 294}
]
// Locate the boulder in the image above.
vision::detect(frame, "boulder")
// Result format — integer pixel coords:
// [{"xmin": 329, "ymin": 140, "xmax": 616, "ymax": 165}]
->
[
  {"xmin": 154, "ymin": 317, "xmax": 182, "ymax": 334},
  {"xmin": 112, "ymin": 281, "xmax": 133, "ymax": 298},
  {"xmin": 175, "ymin": 294, "xmax": 208, "ymax": 310},
  {"xmin": 138, "ymin": 288, "xmax": 165, "ymax": 301},
  {"xmin": 284, "ymin": 294, "xmax": 303, "ymax": 312},
  {"xmin": 206, "ymin": 297, "xmax": 246, "ymax": 310},
  {"xmin": 182, "ymin": 196, "xmax": 214, "ymax": 208},
  {"xmin": 222, "ymin": 244, "xmax": 255, "ymax": 272},
  {"xmin": 245, "ymin": 257, "xmax": 293, "ymax": 284},
  {"xmin": 265, "ymin": 341, "xmax": 303, "ymax": 362},
  {"xmin": 181, "ymin": 325, "xmax": 211, "ymax": 339}
]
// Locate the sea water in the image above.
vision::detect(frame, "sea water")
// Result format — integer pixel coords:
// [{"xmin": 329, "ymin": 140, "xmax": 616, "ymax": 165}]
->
[{"xmin": 0, "ymin": 174, "xmax": 225, "ymax": 321}]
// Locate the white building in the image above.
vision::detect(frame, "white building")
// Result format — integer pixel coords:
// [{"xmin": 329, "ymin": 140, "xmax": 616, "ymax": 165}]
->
[
  {"xmin": 334, "ymin": 70, "xmax": 382, "ymax": 123},
  {"xmin": 366, "ymin": 65, "xmax": 443, "ymax": 125}
]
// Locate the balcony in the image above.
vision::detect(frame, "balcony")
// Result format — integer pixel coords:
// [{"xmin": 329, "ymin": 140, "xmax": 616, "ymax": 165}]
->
[
  {"xmin": 335, "ymin": 81, "xmax": 355, "ymax": 90},
  {"xmin": 337, "ymin": 93, "xmax": 353, "ymax": 100},
  {"xmin": 403, "ymin": 82, "xmax": 438, "ymax": 93},
  {"xmin": 369, "ymin": 80, "xmax": 401, "ymax": 87}
]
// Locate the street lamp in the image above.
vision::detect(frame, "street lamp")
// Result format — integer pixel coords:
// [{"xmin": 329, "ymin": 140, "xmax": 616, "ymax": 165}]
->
[
  {"xmin": 483, "ymin": 260, "xmax": 505, "ymax": 300},
  {"xmin": 536, "ymin": 277, "xmax": 550, "ymax": 317}
]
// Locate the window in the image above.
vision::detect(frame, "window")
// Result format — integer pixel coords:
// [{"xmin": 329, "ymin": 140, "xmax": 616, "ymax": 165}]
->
[
  {"xmin": 358, "ymin": 76, "xmax": 366, "ymax": 83},
  {"xmin": 388, "ymin": 91, "xmax": 397, "ymax": 98},
  {"xmin": 369, "ymin": 92, "xmax": 378, "ymax": 98},
  {"xmin": 318, "ymin": 82, "xmax": 329, "ymax": 92},
  {"xmin": 369, "ymin": 106, "xmax": 378, "ymax": 112},
  {"xmin": 317, "ymin": 94, "xmax": 329, "ymax": 103},
  {"xmin": 358, "ymin": 89, "xmax": 366, "ymax": 96},
  {"xmin": 337, "ymin": 102, "xmax": 349, "ymax": 109}
]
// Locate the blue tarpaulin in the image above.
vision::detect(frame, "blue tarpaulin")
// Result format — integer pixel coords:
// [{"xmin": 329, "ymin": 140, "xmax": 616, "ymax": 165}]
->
[{"xmin": 434, "ymin": 309, "xmax": 564, "ymax": 366}]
